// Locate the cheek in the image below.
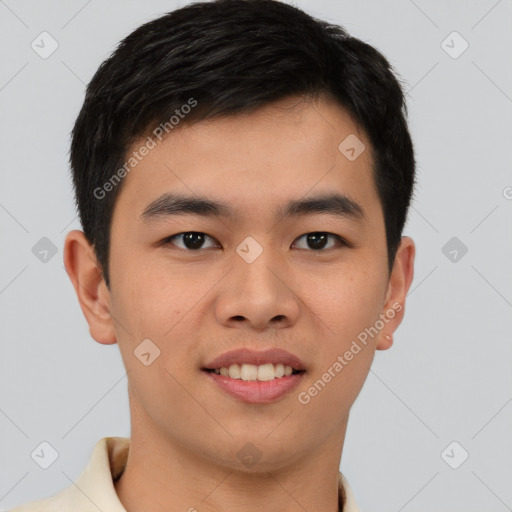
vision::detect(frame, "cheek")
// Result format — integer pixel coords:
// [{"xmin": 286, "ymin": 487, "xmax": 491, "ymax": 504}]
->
[
  {"xmin": 297, "ymin": 276, "xmax": 381, "ymax": 425},
  {"xmin": 111, "ymin": 267, "xmax": 207, "ymax": 376},
  {"xmin": 301, "ymin": 263, "xmax": 385, "ymax": 341},
  {"xmin": 111, "ymin": 249, "xmax": 178, "ymax": 325}
]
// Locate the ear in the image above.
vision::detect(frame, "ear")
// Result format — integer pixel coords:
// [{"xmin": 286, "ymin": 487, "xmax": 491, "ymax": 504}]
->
[
  {"xmin": 63, "ymin": 230, "xmax": 117, "ymax": 345},
  {"xmin": 376, "ymin": 236, "xmax": 415, "ymax": 350}
]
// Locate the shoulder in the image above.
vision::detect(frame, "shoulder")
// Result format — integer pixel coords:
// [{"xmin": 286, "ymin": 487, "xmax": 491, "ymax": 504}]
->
[{"xmin": 7, "ymin": 437, "xmax": 130, "ymax": 512}]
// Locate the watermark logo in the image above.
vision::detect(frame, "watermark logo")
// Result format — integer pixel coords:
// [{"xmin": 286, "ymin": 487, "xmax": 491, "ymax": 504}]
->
[
  {"xmin": 441, "ymin": 31, "xmax": 469, "ymax": 59},
  {"xmin": 31, "ymin": 31, "xmax": 59, "ymax": 59},
  {"xmin": 338, "ymin": 134, "xmax": 365, "ymax": 161},
  {"xmin": 237, "ymin": 442, "xmax": 262, "ymax": 468},
  {"xmin": 442, "ymin": 236, "xmax": 468, "ymax": 263},
  {"xmin": 134, "ymin": 338, "xmax": 161, "ymax": 366},
  {"xmin": 441, "ymin": 441, "xmax": 469, "ymax": 469},
  {"xmin": 31, "ymin": 441, "xmax": 59, "ymax": 469},
  {"xmin": 32, "ymin": 237, "xmax": 58, "ymax": 263},
  {"xmin": 236, "ymin": 236, "xmax": 263, "ymax": 264}
]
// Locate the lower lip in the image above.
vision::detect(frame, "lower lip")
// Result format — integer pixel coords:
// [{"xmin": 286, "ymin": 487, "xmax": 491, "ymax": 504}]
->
[{"xmin": 202, "ymin": 370, "xmax": 305, "ymax": 404}]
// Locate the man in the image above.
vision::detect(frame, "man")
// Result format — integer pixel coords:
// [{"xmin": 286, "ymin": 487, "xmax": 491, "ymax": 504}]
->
[{"xmin": 11, "ymin": 0, "xmax": 415, "ymax": 510}]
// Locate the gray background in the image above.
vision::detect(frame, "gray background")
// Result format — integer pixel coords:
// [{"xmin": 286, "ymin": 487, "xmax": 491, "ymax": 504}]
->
[{"xmin": 1, "ymin": 0, "xmax": 511, "ymax": 510}]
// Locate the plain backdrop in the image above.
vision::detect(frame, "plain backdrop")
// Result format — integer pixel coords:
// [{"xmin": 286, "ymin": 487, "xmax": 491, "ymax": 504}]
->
[{"xmin": 1, "ymin": 1, "xmax": 511, "ymax": 510}]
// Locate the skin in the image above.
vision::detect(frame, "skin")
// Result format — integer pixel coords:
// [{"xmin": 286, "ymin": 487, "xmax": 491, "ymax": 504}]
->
[{"xmin": 64, "ymin": 94, "xmax": 415, "ymax": 512}]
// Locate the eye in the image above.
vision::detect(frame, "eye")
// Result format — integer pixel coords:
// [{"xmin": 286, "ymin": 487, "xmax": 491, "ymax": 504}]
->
[
  {"xmin": 163, "ymin": 232, "xmax": 220, "ymax": 250},
  {"xmin": 162, "ymin": 231, "xmax": 350, "ymax": 252},
  {"xmin": 292, "ymin": 232, "xmax": 348, "ymax": 251}
]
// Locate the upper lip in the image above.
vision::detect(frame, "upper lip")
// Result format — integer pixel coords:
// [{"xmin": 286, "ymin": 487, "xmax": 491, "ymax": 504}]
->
[{"xmin": 203, "ymin": 348, "xmax": 306, "ymax": 371}]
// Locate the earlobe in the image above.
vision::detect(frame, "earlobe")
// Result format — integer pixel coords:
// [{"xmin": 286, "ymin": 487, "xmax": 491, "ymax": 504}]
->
[
  {"xmin": 63, "ymin": 230, "xmax": 117, "ymax": 345},
  {"xmin": 377, "ymin": 333, "xmax": 393, "ymax": 351},
  {"xmin": 376, "ymin": 236, "xmax": 416, "ymax": 351}
]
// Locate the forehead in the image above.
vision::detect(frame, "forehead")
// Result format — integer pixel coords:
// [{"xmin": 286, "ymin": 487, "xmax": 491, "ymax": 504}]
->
[{"xmin": 112, "ymin": 95, "xmax": 381, "ymax": 229}]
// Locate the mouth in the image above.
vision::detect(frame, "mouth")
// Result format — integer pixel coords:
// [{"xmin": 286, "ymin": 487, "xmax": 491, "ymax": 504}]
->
[
  {"xmin": 201, "ymin": 366, "xmax": 306, "ymax": 404},
  {"xmin": 201, "ymin": 348, "xmax": 307, "ymax": 404},
  {"xmin": 202, "ymin": 363, "xmax": 305, "ymax": 381}
]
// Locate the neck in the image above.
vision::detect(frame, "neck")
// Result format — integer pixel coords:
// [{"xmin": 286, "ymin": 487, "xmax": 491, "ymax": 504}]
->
[{"xmin": 114, "ymin": 414, "xmax": 348, "ymax": 512}]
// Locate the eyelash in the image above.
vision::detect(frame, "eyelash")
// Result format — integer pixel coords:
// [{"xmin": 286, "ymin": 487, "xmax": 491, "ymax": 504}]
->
[{"xmin": 161, "ymin": 231, "xmax": 351, "ymax": 252}]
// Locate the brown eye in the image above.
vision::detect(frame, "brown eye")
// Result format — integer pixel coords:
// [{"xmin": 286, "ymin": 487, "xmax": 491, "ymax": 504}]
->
[
  {"xmin": 164, "ymin": 232, "xmax": 219, "ymax": 250},
  {"xmin": 292, "ymin": 232, "xmax": 347, "ymax": 251}
]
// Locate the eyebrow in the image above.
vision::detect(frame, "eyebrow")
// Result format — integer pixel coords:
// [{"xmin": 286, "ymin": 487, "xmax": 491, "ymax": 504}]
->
[{"xmin": 140, "ymin": 192, "xmax": 366, "ymax": 224}]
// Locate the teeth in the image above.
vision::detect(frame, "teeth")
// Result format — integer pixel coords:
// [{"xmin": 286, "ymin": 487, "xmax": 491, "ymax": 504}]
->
[
  {"xmin": 212, "ymin": 363, "xmax": 299, "ymax": 381},
  {"xmin": 228, "ymin": 364, "xmax": 241, "ymax": 379}
]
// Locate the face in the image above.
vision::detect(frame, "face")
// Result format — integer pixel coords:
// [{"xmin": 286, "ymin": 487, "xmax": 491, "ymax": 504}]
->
[{"xmin": 65, "ymin": 94, "xmax": 414, "ymax": 472}]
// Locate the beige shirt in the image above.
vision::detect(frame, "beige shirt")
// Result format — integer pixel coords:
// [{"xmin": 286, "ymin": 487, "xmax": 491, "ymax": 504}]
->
[{"xmin": 9, "ymin": 437, "xmax": 361, "ymax": 511}]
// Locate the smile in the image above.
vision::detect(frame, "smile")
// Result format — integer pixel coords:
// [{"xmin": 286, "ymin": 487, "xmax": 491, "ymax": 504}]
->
[{"xmin": 203, "ymin": 362, "xmax": 304, "ymax": 381}]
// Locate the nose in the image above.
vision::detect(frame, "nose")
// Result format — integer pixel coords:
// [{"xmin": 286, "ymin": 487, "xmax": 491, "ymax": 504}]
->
[{"xmin": 214, "ymin": 247, "xmax": 300, "ymax": 330}]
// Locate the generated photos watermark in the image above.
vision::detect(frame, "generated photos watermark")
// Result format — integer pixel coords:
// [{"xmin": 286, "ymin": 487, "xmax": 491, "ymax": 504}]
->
[
  {"xmin": 93, "ymin": 97, "xmax": 198, "ymax": 200},
  {"xmin": 297, "ymin": 301, "xmax": 403, "ymax": 405}
]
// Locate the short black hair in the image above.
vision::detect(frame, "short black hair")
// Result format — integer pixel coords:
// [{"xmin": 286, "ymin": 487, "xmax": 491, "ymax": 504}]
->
[{"xmin": 70, "ymin": 0, "xmax": 416, "ymax": 290}]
